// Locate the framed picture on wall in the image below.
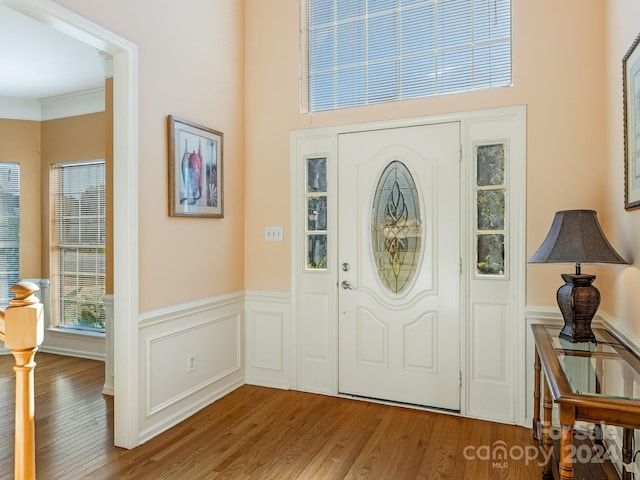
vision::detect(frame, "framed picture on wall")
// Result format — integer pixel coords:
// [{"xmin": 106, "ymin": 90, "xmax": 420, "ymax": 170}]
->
[
  {"xmin": 168, "ymin": 115, "xmax": 223, "ymax": 217},
  {"xmin": 624, "ymin": 33, "xmax": 640, "ymax": 210}
]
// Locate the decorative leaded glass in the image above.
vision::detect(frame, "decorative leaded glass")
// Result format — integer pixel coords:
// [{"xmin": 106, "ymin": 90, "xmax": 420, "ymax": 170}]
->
[
  {"xmin": 307, "ymin": 157, "xmax": 327, "ymax": 192},
  {"xmin": 371, "ymin": 160, "xmax": 422, "ymax": 295},
  {"xmin": 476, "ymin": 144, "xmax": 505, "ymax": 186},
  {"xmin": 477, "ymin": 234, "xmax": 505, "ymax": 275},
  {"xmin": 306, "ymin": 157, "xmax": 327, "ymax": 270},
  {"xmin": 477, "ymin": 190, "xmax": 505, "ymax": 230},
  {"xmin": 475, "ymin": 143, "xmax": 506, "ymax": 276},
  {"xmin": 308, "ymin": 234, "xmax": 327, "ymax": 269},
  {"xmin": 307, "ymin": 196, "xmax": 327, "ymax": 231}
]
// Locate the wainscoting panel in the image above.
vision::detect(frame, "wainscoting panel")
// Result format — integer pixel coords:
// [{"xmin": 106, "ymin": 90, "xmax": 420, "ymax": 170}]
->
[
  {"xmin": 252, "ymin": 311, "xmax": 284, "ymax": 371},
  {"xmin": 244, "ymin": 291, "xmax": 292, "ymax": 389},
  {"xmin": 147, "ymin": 313, "xmax": 241, "ymax": 415},
  {"xmin": 471, "ymin": 303, "xmax": 507, "ymax": 382},
  {"xmin": 298, "ymin": 290, "xmax": 335, "ymax": 394},
  {"xmin": 138, "ymin": 292, "xmax": 244, "ymax": 443},
  {"xmin": 301, "ymin": 293, "xmax": 330, "ymax": 361},
  {"xmin": 467, "ymin": 302, "xmax": 514, "ymax": 422}
]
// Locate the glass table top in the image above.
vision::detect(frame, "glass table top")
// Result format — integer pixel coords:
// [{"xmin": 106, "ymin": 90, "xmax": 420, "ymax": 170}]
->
[
  {"xmin": 544, "ymin": 326, "xmax": 621, "ymax": 354},
  {"xmin": 557, "ymin": 353, "xmax": 640, "ymax": 400}
]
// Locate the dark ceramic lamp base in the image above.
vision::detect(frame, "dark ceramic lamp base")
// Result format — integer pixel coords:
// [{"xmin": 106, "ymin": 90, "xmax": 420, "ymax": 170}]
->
[{"xmin": 557, "ymin": 273, "xmax": 599, "ymax": 343}]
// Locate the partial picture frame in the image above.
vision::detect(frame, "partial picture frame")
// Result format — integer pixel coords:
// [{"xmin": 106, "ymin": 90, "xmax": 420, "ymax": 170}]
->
[
  {"xmin": 624, "ymin": 33, "xmax": 640, "ymax": 210},
  {"xmin": 168, "ymin": 115, "xmax": 223, "ymax": 217}
]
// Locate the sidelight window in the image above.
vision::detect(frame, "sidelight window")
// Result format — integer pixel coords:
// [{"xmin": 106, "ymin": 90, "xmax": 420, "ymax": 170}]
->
[
  {"xmin": 475, "ymin": 143, "xmax": 506, "ymax": 276},
  {"xmin": 306, "ymin": 157, "xmax": 328, "ymax": 269}
]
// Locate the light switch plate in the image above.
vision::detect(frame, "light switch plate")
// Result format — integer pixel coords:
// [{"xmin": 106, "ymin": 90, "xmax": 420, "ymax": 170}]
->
[{"xmin": 265, "ymin": 226, "xmax": 284, "ymax": 242}]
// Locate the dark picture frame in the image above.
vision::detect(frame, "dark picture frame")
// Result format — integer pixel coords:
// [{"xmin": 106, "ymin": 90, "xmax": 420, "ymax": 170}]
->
[
  {"xmin": 168, "ymin": 115, "xmax": 223, "ymax": 217},
  {"xmin": 624, "ymin": 33, "xmax": 640, "ymax": 210}
]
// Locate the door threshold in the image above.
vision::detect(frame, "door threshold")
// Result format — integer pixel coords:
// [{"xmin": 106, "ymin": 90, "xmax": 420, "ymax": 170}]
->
[{"xmin": 337, "ymin": 391, "xmax": 460, "ymax": 415}]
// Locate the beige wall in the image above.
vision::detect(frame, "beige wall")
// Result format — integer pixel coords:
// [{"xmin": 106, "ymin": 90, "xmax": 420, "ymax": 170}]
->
[
  {"xmin": 0, "ymin": 119, "xmax": 41, "ymax": 279},
  {"xmin": 40, "ymin": 112, "xmax": 106, "ymax": 280},
  {"xmin": 44, "ymin": 1, "xmax": 638, "ymax": 328},
  {"xmin": 53, "ymin": 0, "xmax": 246, "ymax": 312},
  {"xmin": 603, "ymin": 1, "xmax": 640, "ymax": 338},
  {"xmin": 0, "ymin": 114, "xmax": 107, "ymax": 289},
  {"xmin": 244, "ymin": 0, "xmax": 608, "ymax": 303}
]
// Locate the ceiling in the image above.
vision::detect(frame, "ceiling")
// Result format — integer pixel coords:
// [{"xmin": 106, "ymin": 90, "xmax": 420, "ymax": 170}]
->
[{"xmin": 0, "ymin": 4, "xmax": 106, "ymax": 100}]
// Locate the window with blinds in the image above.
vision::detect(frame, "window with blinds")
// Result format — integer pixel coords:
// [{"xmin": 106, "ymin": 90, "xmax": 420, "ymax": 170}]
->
[
  {"xmin": 50, "ymin": 161, "xmax": 106, "ymax": 331},
  {"xmin": 0, "ymin": 163, "xmax": 20, "ymax": 307},
  {"xmin": 301, "ymin": 0, "xmax": 511, "ymax": 112}
]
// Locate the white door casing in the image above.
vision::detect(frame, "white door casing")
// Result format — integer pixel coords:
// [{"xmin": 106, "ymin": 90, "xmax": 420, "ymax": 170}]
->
[
  {"xmin": 291, "ymin": 106, "xmax": 526, "ymax": 425},
  {"xmin": 337, "ymin": 123, "xmax": 461, "ymax": 410},
  {"xmin": 3, "ymin": 0, "xmax": 141, "ymax": 448}
]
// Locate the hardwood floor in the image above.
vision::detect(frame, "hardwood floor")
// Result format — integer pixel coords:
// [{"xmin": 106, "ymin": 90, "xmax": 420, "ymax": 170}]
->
[{"xmin": 0, "ymin": 353, "xmax": 543, "ymax": 479}]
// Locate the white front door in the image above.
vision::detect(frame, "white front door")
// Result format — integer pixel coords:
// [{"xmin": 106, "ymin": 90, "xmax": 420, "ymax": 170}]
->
[{"xmin": 338, "ymin": 123, "xmax": 461, "ymax": 410}]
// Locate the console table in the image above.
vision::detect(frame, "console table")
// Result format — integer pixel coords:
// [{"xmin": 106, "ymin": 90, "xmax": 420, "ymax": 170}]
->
[{"xmin": 531, "ymin": 324, "xmax": 640, "ymax": 480}]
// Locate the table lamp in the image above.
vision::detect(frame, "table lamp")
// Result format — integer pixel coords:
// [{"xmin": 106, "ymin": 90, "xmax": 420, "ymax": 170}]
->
[{"xmin": 528, "ymin": 210, "xmax": 628, "ymax": 342}]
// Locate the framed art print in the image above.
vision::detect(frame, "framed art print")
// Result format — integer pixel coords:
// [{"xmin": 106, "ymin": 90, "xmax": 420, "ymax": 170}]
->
[
  {"xmin": 624, "ymin": 33, "xmax": 640, "ymax": 210},
  {"xmin": 168, "ymin": 115, "xmax": 223, "ymax": 217}
]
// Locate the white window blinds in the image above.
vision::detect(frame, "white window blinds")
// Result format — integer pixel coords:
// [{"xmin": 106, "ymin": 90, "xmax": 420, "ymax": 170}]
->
[
  {"xmin": 301, "ymin": 0, "xmax": 511, "ymax": 112},
  {"xmin": 51, "ymin": 161, "xmax": 106, "ymax": 330},
  {"xmin": 0, "ymin": 163, "xmax": 20, "ymax": 307}
]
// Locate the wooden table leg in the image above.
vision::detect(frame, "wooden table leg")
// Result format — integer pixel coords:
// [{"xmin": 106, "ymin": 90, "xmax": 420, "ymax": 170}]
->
[
  {"xmin": 623, "ymin": 368, "xmax": 634, "ymax": 480},
  {"xmin": 623, "ymin": 428, "xmax": 634, "ymax": 480},
  {"xmin": 542, "ymin": 378, "xmax": 553, "ymax": 480},
  {"xmin": 533, "ymin": 348, "xmax": 541, "ymax": 441},
  {"xmin": 559, "ymin": 407, "xmax": 574, "ymax": 480}
]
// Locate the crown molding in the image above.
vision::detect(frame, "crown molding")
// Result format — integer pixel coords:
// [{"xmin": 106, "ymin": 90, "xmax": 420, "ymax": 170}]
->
[
  {"xmin": 0, "ymin": 96, "xmax": 42, "ymax": 120},
  {"xmin": 0, "ymin": 88, "xmax": 105, "ymax": 121},
  {"xmin": 39, "ymin": 88, "xmax": 105, "ymax": 120}
]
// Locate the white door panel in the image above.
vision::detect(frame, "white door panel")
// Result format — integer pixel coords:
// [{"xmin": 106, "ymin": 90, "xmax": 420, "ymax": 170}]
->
[{"xmin": 338, "ymin": 123, "xmax": 461, "ymax": 410}]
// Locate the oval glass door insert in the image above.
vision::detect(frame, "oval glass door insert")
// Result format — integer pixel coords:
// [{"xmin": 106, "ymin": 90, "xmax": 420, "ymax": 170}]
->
[{"xmin": 371, "ymin": 160, "xmax": 422, "ymax": 295}]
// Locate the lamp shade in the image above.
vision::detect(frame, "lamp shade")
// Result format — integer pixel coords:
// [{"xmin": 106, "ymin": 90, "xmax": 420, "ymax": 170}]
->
[{"xmin": 528, "ymin": 210, "xmax": 628, "ymax": 265}]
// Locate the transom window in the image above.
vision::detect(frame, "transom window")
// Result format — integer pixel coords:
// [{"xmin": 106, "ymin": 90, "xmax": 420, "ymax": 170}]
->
[{"xmin": 302, "ymin": 0, "xmax": 512, "ymax": 112}]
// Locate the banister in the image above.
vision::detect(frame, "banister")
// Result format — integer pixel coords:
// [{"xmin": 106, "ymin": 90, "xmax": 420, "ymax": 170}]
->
[{"xmin": 3, "ymin": 281, "xmax": 44, "ymax": 480}]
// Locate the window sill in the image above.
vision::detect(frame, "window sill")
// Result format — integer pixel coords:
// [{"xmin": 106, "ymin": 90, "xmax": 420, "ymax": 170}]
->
[{"xmin": 46, "ymin": 327, "xmax": 105, "ymax": 339}]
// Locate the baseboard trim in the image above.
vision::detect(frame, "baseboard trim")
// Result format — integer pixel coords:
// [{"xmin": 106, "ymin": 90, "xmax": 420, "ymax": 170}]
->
[
  {"xmin": 245, "ymin": 376, "xmax": 291, "ymax": 390},
  {"xmin": 39, "ymin": 345, "xmax": 105, "ymax": 362}
]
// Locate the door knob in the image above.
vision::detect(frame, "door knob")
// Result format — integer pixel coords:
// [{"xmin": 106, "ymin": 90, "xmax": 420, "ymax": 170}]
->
[
  {"xmin": 341, "ymin": 280, "xmax": 354, "ymax": 290},
  {"xmin": 342, "ymin": 263, "xmax": 350, "ymax": 272}
]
